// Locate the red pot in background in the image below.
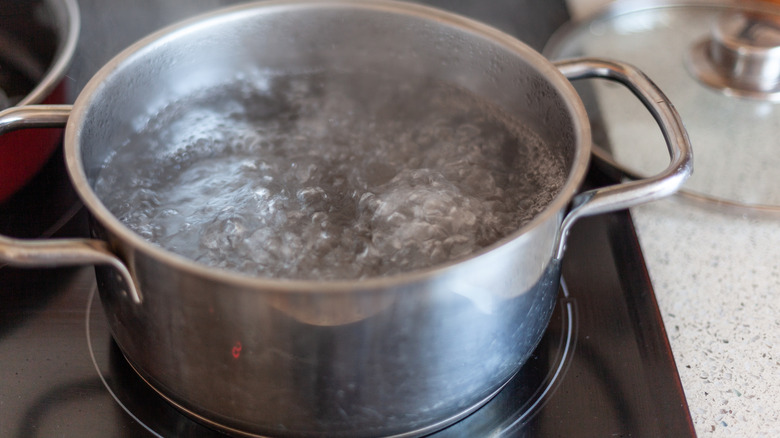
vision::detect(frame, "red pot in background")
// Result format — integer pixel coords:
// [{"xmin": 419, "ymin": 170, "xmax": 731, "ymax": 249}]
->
[{"xmin": 0, "ymin": 0, "xmax": 79, "ymax": 203}]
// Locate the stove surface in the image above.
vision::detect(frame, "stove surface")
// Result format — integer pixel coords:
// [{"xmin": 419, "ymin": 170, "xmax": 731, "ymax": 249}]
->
[
  {"xmin": 1, "ymin": 1, "xmax": 694, "ymax": 436},
  {"xmin": 0, "ymin": 149, "xmax": 694, "ymax": 437}
]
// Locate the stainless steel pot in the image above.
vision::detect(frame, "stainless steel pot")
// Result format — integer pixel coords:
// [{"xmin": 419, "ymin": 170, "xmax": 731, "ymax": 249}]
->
[{"xmin": 0, "ymin": 1, "xmax": 692, "ymax": 436}]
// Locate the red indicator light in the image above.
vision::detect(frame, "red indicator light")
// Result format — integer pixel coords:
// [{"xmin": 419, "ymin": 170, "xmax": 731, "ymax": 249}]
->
[{"xmin": 232, "ymin": 341, "xmax": 243, "ymax": 359}]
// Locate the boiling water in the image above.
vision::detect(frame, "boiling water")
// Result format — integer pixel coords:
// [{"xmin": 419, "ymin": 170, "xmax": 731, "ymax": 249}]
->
[{"xmin": 95, "ymin": 72, "xmax": 567, "ymax": 280}]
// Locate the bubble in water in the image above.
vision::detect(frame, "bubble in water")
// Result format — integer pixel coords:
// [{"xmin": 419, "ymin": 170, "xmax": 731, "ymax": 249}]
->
[{"xmin": 94, "ymin": 71, "xmax": 566, "ymax": 280}]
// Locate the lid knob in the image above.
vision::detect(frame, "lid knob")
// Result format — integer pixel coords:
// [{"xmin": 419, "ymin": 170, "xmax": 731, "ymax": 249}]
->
[{"xmin": 686, "ymin": 11, "xmax": 780, "ymax": 100}]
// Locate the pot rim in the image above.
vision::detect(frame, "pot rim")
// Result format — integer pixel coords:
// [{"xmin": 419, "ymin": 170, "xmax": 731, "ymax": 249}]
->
[
  {"xmin": 17, "ymin": 0, "xmax": 80, "ymax": 106},
  {"xmin": 65, "ymin": 0, "xmax": 591, "ymax": 293}
]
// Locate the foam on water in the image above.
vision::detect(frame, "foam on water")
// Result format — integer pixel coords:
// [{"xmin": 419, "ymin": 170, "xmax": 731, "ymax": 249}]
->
[{"xmin": 95, "ymin": 71, "xmax": 567, "ymax": 280}]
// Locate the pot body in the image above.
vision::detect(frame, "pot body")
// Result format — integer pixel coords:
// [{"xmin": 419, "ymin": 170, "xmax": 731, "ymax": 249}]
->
[
  {"xmin": 0, "ymin": 0, "xmax": 78, "ymax": 202},
  {"xmin": 93, "ymin": 220, "xmax": 564, "ymax": 437},
  {"xmin": 67, "ymin": 1, "xmax": 587, "ymax": 436}
]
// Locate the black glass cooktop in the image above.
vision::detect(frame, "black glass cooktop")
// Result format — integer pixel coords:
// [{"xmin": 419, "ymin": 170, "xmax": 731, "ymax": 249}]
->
[
  {"xmin": 1, "ymin": 1, "xmax": 694, "ymax": 436},
  {"xmin": 0, "ymin": 147, "xmax": 695, "ymax": 437}
]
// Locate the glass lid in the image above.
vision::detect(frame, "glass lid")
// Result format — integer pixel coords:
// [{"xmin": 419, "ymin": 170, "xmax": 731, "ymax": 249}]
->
[{"xmin": 545, "ymin": 0, "xmax": 780, "ymax": 213}]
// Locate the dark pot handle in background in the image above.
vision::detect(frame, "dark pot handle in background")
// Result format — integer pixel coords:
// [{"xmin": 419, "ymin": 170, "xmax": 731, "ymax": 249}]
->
[
  {"xmin": 0, "ymin": 105, "xmax": 142, "ymax": 303},
  {"xmin": 553, "ymin": 58, "xmax": 694, "ymax": 259}
]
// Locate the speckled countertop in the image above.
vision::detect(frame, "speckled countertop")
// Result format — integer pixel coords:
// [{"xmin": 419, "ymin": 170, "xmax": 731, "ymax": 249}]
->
[
  {"xmin": 632, "ymin": 200, "xmax": 780, "ymax": 436},
  {"xmin": 560, "ymin": 1, "xmax": 780, "ymax": 436}
]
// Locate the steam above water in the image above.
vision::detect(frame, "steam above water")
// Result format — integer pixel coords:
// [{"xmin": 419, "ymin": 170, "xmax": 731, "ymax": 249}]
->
[{"xmin": 95, "ymin": 71, "xmax": 566, "ymax": 280}]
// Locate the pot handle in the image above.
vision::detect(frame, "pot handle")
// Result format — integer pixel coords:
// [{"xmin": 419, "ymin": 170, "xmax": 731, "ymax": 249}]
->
[
  {"xmin": 0, "ymin": 105, "xmax": 142, "ymax": 304},
  {"xmin": 553, "ymin": 58, "xmax": 693, "ymax": 259}
]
